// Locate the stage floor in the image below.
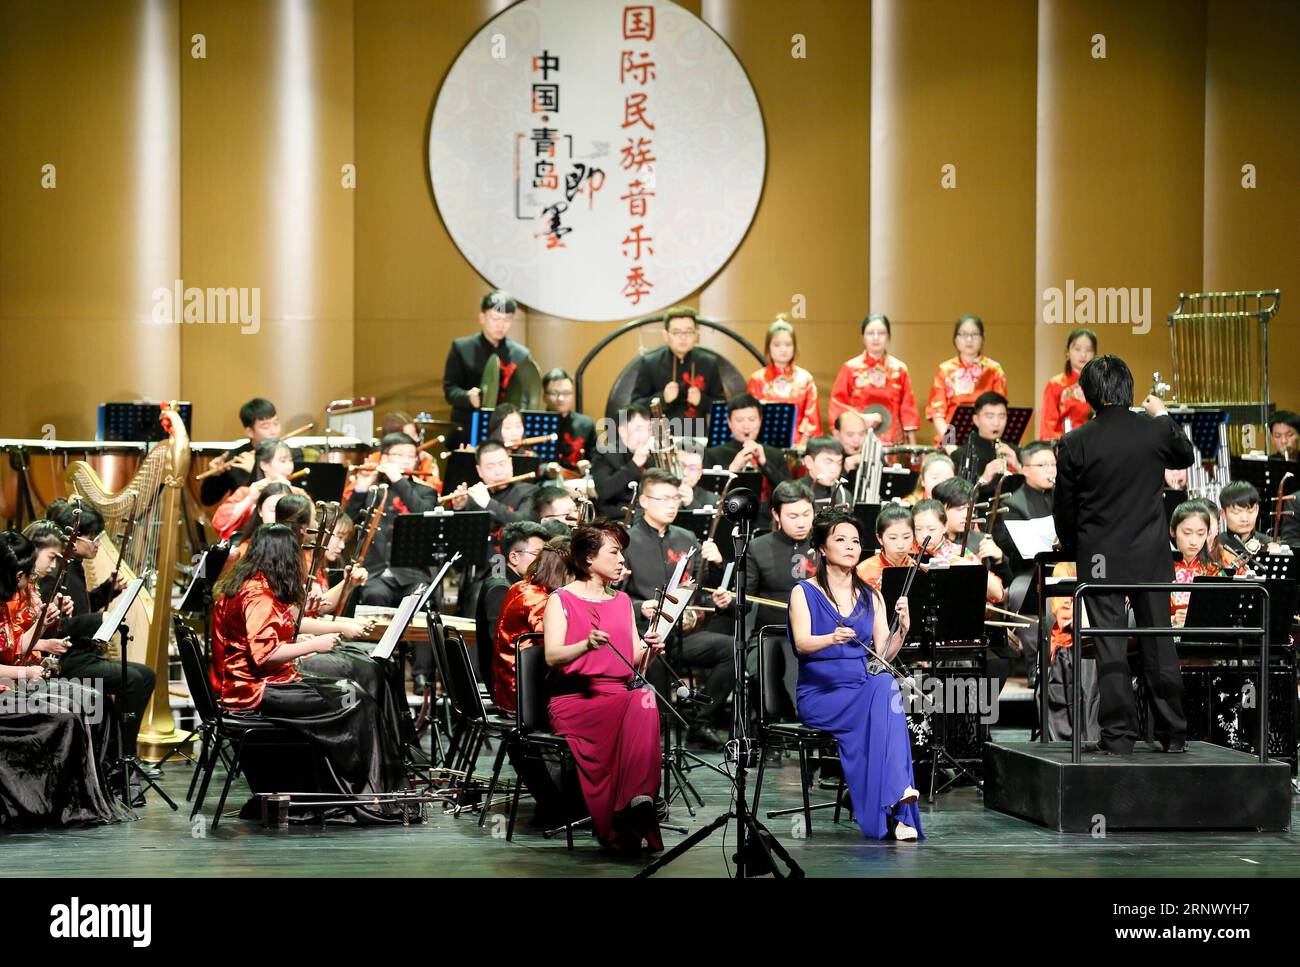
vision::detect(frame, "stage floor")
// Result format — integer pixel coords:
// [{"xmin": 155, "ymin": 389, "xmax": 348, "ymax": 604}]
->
[{"xmin": 7, "ymin": 730, "xmax": 1300, "ymax": 878}]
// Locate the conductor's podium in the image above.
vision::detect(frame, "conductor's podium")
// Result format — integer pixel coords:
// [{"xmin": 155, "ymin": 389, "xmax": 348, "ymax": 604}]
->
[{"xmin": 983, "ymin": 741, "xmax": 1291, "ymax": 832}]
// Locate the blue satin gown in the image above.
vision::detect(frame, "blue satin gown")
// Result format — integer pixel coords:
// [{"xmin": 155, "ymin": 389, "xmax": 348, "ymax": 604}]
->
[{"xmin": 788, "ymin": 579, "xmax": 923, "ymax": 840}]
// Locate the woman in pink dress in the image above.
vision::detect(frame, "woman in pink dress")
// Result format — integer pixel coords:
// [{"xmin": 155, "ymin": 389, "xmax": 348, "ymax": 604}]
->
[{"xmin": 542, "ymin": 520, "xmax": 664, "ymax": 855}]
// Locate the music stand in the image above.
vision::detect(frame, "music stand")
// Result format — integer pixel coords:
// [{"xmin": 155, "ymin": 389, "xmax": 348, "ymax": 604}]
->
[
  {"xmin": 467, "ymin": 409, "xmax": 562, "ymax": 458},
  {"xmin": 93, "ymin": 578, "xmax": 178, "ymax": 811},
  {"xmin": 4, "ymin": 445, "xmax": 40, "ymax": 529},
  {"xmin": 1163, "ymin": 487, "xmax": 1189, "ymax": 522},
  {"xmin": 391, "ymin": 510, "xmax": 491, "ymax": 573},
  {"xmin": 675, "ymin": 508, "xmax": 716, "ymax": 543},
  {"xmin": 696, "ymin": 468, "xmax": 761, "ymax": 497},
  {"xmin": 950, "ymin": 404, "xmax": 1032, "ymax": 448},
  {"xmin": 1169, "ymin": 408, "xmax": 1229, "ymax": 460},
  {"xmin": 1230, "ymin": 457, "xmax": 1300, "ymax": 533},
  {"xmin": 98, "ymin": 401, "xmax": 193, "ymax": 442},
  {"xmin": 880, "ymin": 564, "xmax": 987, "ymax": 797},
  {"xmin": 294, "ymin": 461, "xmax": 347, "ymax": 504},
  {"xmin": 853, "ymin": 502, "xmax": 882, "ymax": 555},
  {"xmin": 879, "ymin": 467, "xmax": 917, "ymax": 502},
  {"xmin": 758, "ymin": 402, "xmax": 798, "ymax": 449}
]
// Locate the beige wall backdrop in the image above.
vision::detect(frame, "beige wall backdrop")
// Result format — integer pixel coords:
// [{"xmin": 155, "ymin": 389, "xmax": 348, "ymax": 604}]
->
[{"xmin": 1, "ymin": 0, "xmax": 1296, "ymax": 441}]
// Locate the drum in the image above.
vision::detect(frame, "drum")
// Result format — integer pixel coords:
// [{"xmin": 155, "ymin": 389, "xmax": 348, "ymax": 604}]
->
[{"xmin": 0, "ymin": 439, "xmax": 146, "ymax": 523}]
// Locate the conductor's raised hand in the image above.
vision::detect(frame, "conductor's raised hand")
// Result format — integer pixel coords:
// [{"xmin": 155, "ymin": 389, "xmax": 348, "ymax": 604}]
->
[{"xmin": 1141, "ymin": 394, "xmax": 1168, "ymax": 417}]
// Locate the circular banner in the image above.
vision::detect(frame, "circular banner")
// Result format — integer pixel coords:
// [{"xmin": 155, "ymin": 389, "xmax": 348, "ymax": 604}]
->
[{"xmin": 429, "ymin": 0, "xmax": 766, "ymax": 322}]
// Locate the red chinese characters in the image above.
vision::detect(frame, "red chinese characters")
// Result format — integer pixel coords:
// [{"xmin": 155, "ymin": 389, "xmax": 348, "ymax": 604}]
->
[{"xmin": 619, "ymin": 6, "xmax": 657, "ymax": 307}]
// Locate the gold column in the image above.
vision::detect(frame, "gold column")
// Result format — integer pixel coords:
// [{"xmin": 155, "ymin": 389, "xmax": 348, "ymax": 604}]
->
[
  {"xmin": 1035, "ymin": 0, "xmax": 1208, "ymax": 423},
  {"xmin": 354, "ymin": 0, "xmax": 507, "ymax": 425},
  {"xmin": 0, "ymin": 0, "xmax": 181, "ymax": 439},
  {"xmin": 179, "ymin": 0, "xmax": 354, "ymax": 440},
  {"xmin": 870, "ymin": 0, "xmax": 1038, "ymax": 422},
  {"xmin": 1202, "ymin": 0, "xmax": 1300, "ymax": 404}
]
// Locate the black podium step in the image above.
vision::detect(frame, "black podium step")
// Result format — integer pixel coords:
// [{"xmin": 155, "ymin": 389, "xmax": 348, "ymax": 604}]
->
[{"xmin": 983, "ymin": 741, "xmax": 1292, "ymax": 832}]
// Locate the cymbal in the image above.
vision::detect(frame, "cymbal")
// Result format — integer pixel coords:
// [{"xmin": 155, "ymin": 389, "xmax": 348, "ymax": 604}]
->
[{"xmin": 863, "ymin": 404, "xmax": 893, "ymax": 434}]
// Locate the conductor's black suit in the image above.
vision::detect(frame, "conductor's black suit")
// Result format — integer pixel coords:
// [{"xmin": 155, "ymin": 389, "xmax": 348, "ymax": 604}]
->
[{"xmin": 1053, "ymin": 404, "xmax": 1196, "ymax": 753}]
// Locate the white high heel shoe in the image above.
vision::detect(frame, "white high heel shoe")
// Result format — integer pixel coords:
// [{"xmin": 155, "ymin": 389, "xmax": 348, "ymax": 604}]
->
[
  {"xmin": 896, "ymin": 786, "xmax": 920, "ymax": 806},
  {"xmin": 894, "ymin": 822, "xmax": 919, "ymax": 842}
]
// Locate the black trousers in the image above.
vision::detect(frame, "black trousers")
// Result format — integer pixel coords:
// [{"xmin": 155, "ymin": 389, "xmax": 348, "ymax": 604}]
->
[
  {"xmin": 650, "ymin": 629, "xmax": 736, "ymax": 728},
  {"xmin": 1086, "ymin": 589, "xmax": 1186, "ymax": 752},
  {"xmin": 58, "ymin": 649, "xmax": 156, "ymax": 755}
]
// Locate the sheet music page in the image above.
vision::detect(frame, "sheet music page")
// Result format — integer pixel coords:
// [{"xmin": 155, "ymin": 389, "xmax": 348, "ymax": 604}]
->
[
  {"xmin": 94, "ymin": 577, "xmax": 146, "ymax": 643},
  {"xmin": 1005, "ymin": 517, "xmax": 1058, "ymax": 559},
  {"xmin": 371, "ymin": 587, "xmax": 423, "ymax": 659}
]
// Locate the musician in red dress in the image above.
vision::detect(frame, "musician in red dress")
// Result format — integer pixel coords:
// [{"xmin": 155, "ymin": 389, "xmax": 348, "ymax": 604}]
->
[
  {"xmin": 1039, "ymin": 328, "xmax": 1097, "ymax": 440},
  {"xmin": 747, "ymin": 316, "xmax": 824, "ymax": 446},
  {"xmin": 542, "ymin": 521, "xmax": 664, "ymax": 854},
  {"xmin": 494, "ymin": 537, "xmax": 571, "ymax": 715},
  {"xmin": 211, "ymin": 525, "xmax": 402, "ymax": 817},
  {"xmin": 829, "ymin": 314, "xmax": 919, "ymax": 445},
  {"xmin": 926, "ymin": 315, "xmax": 1007, "ymax": 444}
]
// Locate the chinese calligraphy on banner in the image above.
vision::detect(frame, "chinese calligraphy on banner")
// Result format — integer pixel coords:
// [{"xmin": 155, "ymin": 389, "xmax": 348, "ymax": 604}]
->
[{"xmin": 428, "ymin": 0, "xmax": 765, "ymax": 322}]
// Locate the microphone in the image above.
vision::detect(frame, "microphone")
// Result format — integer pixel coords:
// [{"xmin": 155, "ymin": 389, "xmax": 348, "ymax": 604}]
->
[{"xmin": 673, "ymin": 681, "xmax": 714, "ymax": 706}]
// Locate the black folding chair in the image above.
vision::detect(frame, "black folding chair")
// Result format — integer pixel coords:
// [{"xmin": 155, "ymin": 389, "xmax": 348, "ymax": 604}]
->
[
  {"xmin": 173, "ymin": 616, "xmax": 308, "ymax": 828},
  {"xmin": 751, "ymin": 624, "xmax": 850, "ymax": 837},
  {"xmin": 498, "ymin": 640, "xmax": 586, "ymax": 847},
  {"xmin": 431, "ymin": 625, "xmax": 514, "ymax": 814}
]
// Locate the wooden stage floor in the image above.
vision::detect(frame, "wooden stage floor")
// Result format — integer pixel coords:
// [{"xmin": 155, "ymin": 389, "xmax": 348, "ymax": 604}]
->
[{"xmin": 6, "ymin": 729, "xmax": 1300, "ymax": 878}]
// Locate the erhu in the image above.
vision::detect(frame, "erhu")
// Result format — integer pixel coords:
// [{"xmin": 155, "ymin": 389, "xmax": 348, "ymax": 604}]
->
[
  {"xmin": 293, "ymin": 501, "xmax": 340, "ymax": 640},
  {"xmin": 21, "ymin": 501, "xmax": 84, "ymax": 676},
  {"xmin": 334, "ymin": 485, "xmax": 387, "ymax": 619}
]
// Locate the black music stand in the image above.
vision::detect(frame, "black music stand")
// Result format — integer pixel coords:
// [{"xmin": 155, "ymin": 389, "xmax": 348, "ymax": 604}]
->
[
  {"xmin": 704, "ymin": 401, "xmax": 798, "ymax": 449},
  {"xmin": 391, "ymin": 510, "xmax": 491, "ymax": 573},
  {"xmin": 442, "ymin": 451, "xmax": 540, "ymax": 494},
  {"xmin": 675, "ymin": 508, "xmax": 716, "ymax": 542},
  {"xmin": 879, "ymin": 467, "xmax": 917, "ymax": 502},
  {"xmin": 467, "ymin": 409, "xmax": 562, "ymax": 459},
  {"xmin": 881, "ymin": 563, "xmax": 988, "ymax": 798},
  {"xmin": 950, "ymin": 404, "xmax": 1032, "ymax": 448},
  {"xmin": 697, "ymin": 468, "xmax": 761, "ymax": 497},
  {"xmin": 98, "ymin": 401, "xmax": 193, "ymax": 442},
  {"xmin": 1230, "ymin": 457, "xmax": 1300, "ymax": 534},
  {"xmin": 294, "ymin": 461, "xmax": 347, "ymax": 504},
  {"xmin": 1169, "ymin": 408, "xmax": 1229, "ymax": 460},
  {"xmin": 853, "ymin": 503, "xmax": 882, "ymax": 555},
  {"xmin": 94, "ymin": 578, "xmax": 178, "ymax": 811},
  {"xmin": 1163, "ymin": 487, "xmax": 1189, "ymax": 522}
]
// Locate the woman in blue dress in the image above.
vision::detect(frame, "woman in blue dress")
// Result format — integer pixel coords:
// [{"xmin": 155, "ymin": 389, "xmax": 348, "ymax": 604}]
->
[{"xmin": 787, "ymin": 508, "xmax": 923, "ymax": 841}]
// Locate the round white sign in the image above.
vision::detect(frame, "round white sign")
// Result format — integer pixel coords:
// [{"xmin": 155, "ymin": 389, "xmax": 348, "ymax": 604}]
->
[{"xmin": 428, "ymin": 0, "xmax": 766, "ymax": 322}]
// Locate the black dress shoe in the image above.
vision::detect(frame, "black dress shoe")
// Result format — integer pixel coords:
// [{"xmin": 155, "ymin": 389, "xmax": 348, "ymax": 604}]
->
[{"xmin": 1161, "ymin": 740, "xmax": 1188, "ymax": 754}]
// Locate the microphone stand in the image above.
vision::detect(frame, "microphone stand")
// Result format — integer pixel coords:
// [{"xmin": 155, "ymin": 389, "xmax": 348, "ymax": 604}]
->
[{"xmin": 639, "ymin": 502, "xmax": 805, "ymax": 878}]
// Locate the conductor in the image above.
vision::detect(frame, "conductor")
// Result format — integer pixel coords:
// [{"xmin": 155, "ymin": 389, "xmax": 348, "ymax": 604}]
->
[{"xmin": 1053, "ymin": 355, "xmax": 1196, "ymax": 756}]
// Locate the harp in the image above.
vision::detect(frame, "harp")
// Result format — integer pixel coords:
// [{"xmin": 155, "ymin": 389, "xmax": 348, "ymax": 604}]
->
[{"xmin": 65, "ymin": 403, "xmax": 191, "ymax": 760}]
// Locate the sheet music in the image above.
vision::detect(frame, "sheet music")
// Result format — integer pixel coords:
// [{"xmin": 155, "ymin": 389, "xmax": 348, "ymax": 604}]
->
[
  {"xmin": 666, "ymin": 546, "xmax": 694, "ymax": 594},
  {"xmin": 651, "ymin": 584, "xmax": 695, "ymax": 642},
  {"xmin": 371, "ymin": 587, "xmax": 424, "ymax": 660},
  {"xmin": 1005, "ymin": 517, "xmax": 1058, "ymax": 559},
  {"xmin": 93, "ymin": 577, "xmax": 145, "ymax": 643}
]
